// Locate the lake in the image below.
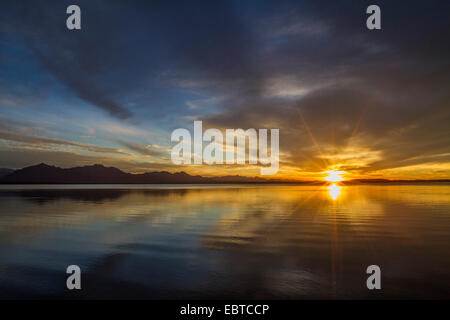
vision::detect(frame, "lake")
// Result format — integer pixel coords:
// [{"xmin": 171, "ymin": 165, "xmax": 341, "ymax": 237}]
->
[{"xmin": 0, "ymin": 184, "xmax": 449, "ymax": 299}]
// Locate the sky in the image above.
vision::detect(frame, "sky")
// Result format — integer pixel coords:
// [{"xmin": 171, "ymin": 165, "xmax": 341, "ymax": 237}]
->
[{"xmin": 0, "ymin": 0, "xmax": 449, "ymax": 180}]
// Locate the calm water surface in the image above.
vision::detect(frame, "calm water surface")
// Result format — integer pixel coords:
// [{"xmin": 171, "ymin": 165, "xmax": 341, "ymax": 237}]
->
[{"xmin": 0, "ymin": 184, "xmax": 449, "ymax": 299}]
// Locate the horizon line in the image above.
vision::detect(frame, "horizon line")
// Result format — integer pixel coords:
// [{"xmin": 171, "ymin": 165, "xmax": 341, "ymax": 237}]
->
[{"xmin": 1, "ymin": 163, "xmax": 449, "ymax": 184}]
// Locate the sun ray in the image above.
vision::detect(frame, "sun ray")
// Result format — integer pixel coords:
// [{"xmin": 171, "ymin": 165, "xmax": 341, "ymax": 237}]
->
[{"xmin": 295, "ymin": 107, "xmax": 329, "ymax": 169}]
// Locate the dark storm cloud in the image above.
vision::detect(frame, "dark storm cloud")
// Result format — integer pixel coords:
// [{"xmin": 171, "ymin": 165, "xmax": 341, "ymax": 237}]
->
[
  {"xmin": 198, "ymin": 0, "xmax": 450, "ymax": 174},
  {"xmin": 0, "ymin": 0, "xmax": 263, "ymax": 119},
  {"xmin": 2, "ymin": 1, "xmax": 137, "ymax": 119}
]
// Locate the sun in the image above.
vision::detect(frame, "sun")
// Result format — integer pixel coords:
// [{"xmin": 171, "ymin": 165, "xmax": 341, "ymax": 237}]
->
[
  {"xmin": 323, "ymin": 169, "xmax": 346, "ymax": 200},
  {"xmin": 323, "ymin": 170, "xmax": 346, "ymax": 182}
]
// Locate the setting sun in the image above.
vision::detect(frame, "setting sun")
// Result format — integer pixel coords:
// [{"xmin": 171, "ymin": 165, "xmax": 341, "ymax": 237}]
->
[{"xmin": 324, "ymin": 170, "xmax": 346, "ymax": 182}]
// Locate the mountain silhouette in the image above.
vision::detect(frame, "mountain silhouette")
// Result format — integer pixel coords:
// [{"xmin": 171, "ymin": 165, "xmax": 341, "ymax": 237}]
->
[
  {"xmin": 1, "ymin": 163, "xmax": 447, "ymax": 185},
  {"xmin": 0, "ymin": 163, "xmax": 279, "ymax": 184},
  {"xmin": 0, "ymin": 168, "xmax": 14, "ymax": 178}
]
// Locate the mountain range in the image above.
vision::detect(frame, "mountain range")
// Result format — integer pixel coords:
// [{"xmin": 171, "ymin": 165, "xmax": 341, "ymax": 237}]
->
[
  {"xmin": 0, "ymin": 163, "xmax": 448, "ymax": 184},
  {"xmin": 0, "ymin": 163, "xmax": 288, "ymax": 184},
  {"xmin": 0, "ymin": 168, "xmax": 14, "ymax": 178}
]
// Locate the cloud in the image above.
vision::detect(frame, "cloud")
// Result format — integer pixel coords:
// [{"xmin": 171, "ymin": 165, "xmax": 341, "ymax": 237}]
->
[
  {"xmin": 114, "ymin": 139, "xmax": 165, "ymax": 157},
  {"xmin": 0, "ymin": 128, "xmax": 127, "ymax": 155},
  {"xmin": 1, "ymin": 1, "xmax": 149, "ymax": 119},
  {"xmin": 1, "ymin": 0, "xmax": 449, "ymax": 178}
]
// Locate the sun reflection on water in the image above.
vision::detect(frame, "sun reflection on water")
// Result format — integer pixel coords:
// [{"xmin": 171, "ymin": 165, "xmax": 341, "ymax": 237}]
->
[{"xmin": 327, "ymin": 183, "xmax": 342, "ymax": 200}]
